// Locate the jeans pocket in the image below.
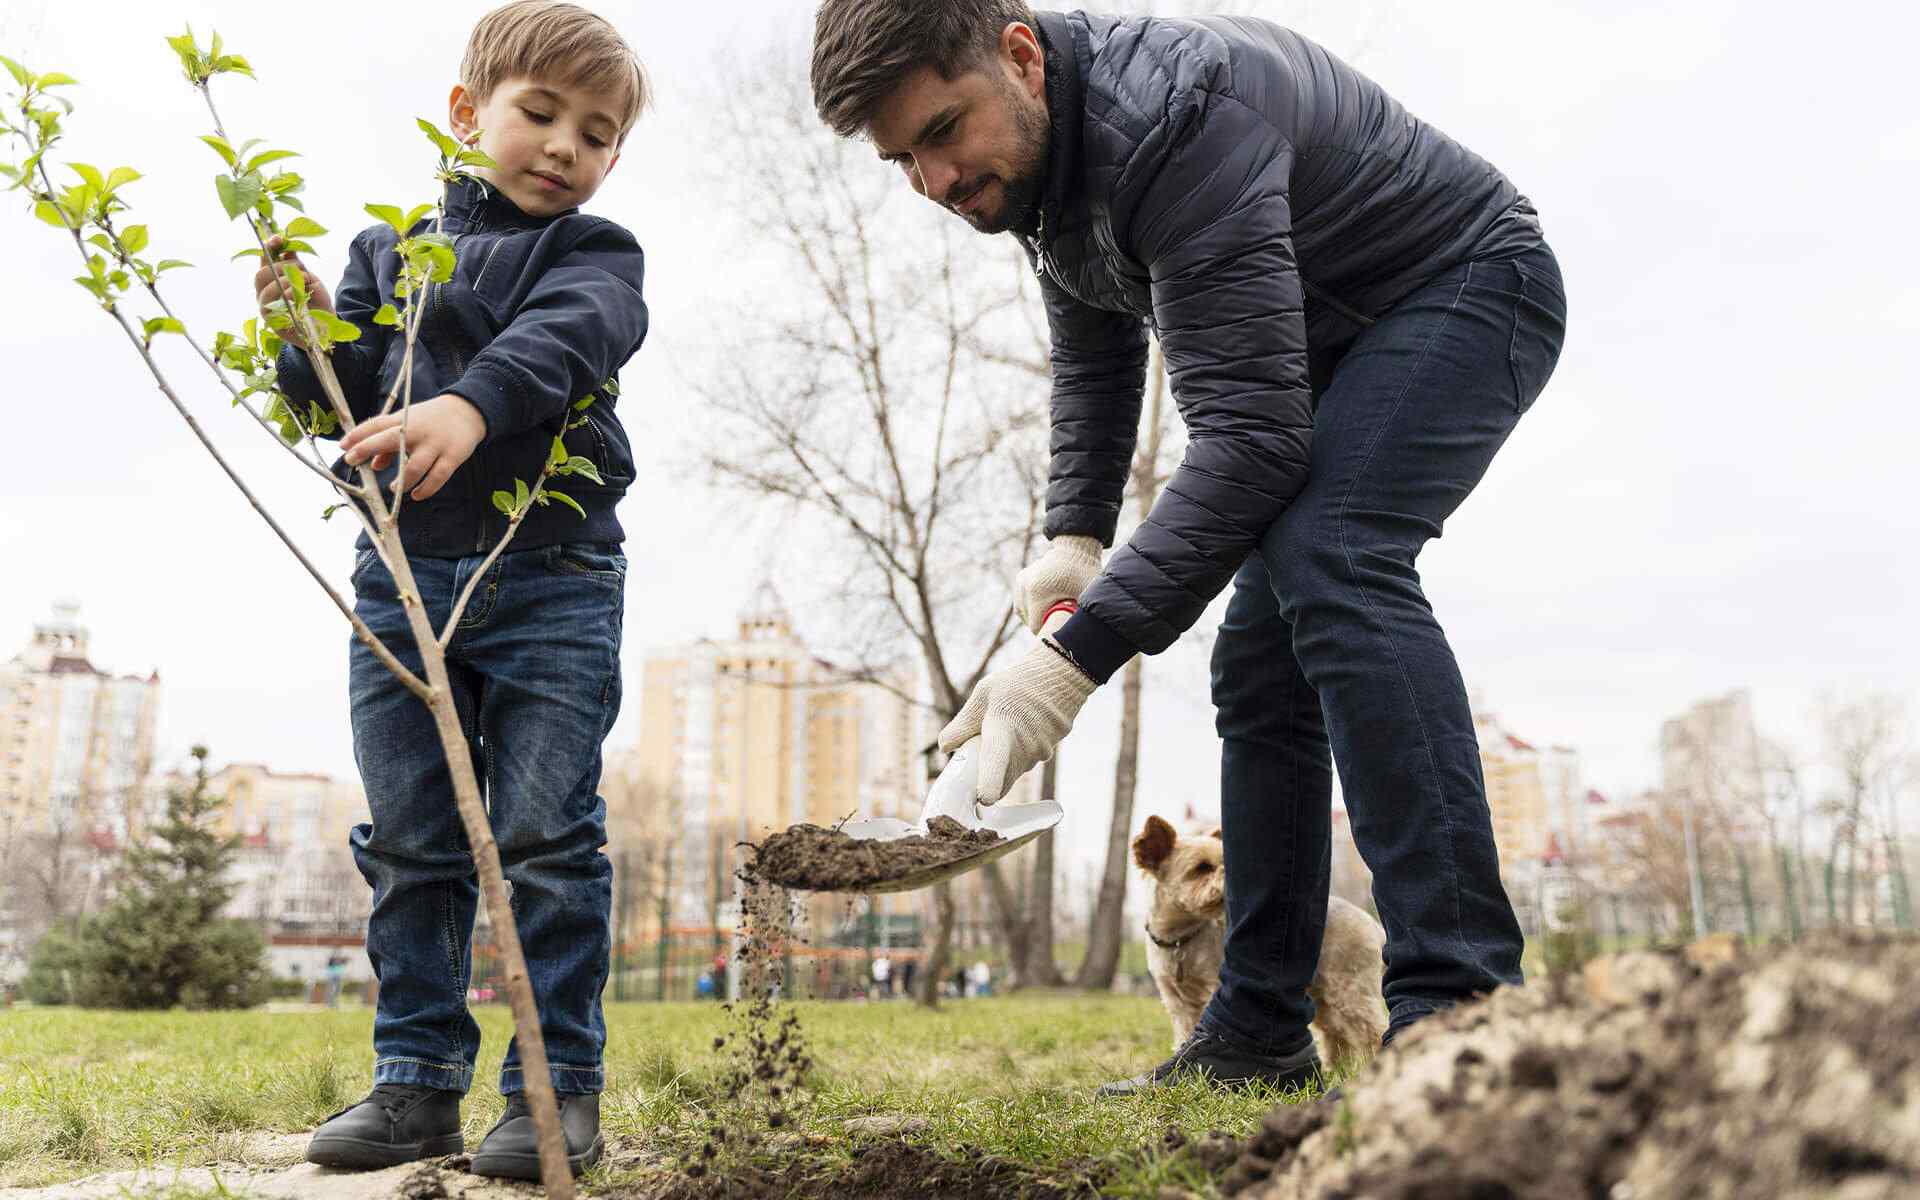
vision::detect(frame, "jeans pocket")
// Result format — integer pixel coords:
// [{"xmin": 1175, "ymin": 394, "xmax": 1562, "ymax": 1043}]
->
[
  {"xmin": 542, "ymin": 542, "xmax": 627, "ymax": 585},
  {"xmin": 1506, "ymin": 265, "xmax": 1567, "ymax": 414},
  {"xmin": 349, "ymin": 545, "xmax": 382, "ymax": 590}
]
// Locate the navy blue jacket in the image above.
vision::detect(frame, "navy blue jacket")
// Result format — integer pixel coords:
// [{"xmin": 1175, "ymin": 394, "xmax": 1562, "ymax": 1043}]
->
[
  {"xmin": 277, "ymin": 177, "xmax": 648, "ymax": 557},
  {"xmin": 1028, "ymin": 11, "xmax": 1544, "ymax": 679}
]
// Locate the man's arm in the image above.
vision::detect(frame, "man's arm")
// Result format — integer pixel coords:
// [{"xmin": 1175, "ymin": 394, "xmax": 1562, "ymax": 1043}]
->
[
  {"xmin": 274, "ymin": 227, "xmax": 391, "ymax": 431},
  {"xmin": 446, "ymin": 221, "xmax": 648, "ymax": 442},
  {"xmin": 1052, "ymin": 86, "xmax": 1313, "ymax": 680},
  {"xmin": 1036, "ymin": 267, "xmax": 1149, "ymax": 547}
]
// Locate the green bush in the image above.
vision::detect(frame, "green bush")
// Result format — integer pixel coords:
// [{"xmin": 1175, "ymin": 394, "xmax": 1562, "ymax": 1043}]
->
[{"xmin": 21, "ymin": 926, "xmax": 87, "ymax": 1005}]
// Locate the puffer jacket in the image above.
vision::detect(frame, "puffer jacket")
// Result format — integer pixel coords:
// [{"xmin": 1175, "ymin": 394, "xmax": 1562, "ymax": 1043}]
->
[
  {"xmin": 1029, "ymin": 10, "xmax": 1544, "ymax": 677},
  {"xmin": 276, "ymin": 176, "xmax": 648, "ymax": 558}
]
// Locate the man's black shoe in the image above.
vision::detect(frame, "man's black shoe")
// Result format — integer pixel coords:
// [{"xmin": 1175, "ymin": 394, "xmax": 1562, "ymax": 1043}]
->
[
  {"xmin": 1097, "ymin": 1027, "xmax": 1324, "ymax": 1098},
  {"xmin": 305, "ymin": 1083, "xmax": 463, "ymax": 1169},
  {"xmin": 470, "ymin": 1091, "xmax": 603, "ymax": 1180}
]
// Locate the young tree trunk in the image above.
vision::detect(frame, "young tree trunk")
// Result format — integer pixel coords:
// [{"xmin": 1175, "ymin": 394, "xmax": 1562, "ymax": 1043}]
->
[
  {"xmin": 1077, "ymin": 654, "xmax": 1143, "ymax": 990},
  {"xmin": 1734, "ymin": 844, "xmax": 1759, "ymax": 939},
  {"xmin": 917, "ymin": 881, "xmax": 956, "ymax": 1008},
  {"xmin": 1023, "ymin": 755, "xmax": 1064, "ymax": 986},
  {"xmin": 380, "ymin": 528, "xmax": 574, "ymax": 1198},
  {"xmin": 981, "ymin": 860, "xmax": 1035, "ymax": 987},
  {"xmin": 1777, "ymin": 844, "xmax": 1802, "ymax": 942}
]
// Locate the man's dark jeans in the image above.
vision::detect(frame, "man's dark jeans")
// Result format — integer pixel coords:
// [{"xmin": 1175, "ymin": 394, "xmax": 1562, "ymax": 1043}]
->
[
  {"xmin": 1201, "ymin": 246, "xmax": 1567, "ymax": 1051},
  {"xmin": 347, "ymin": 541, "xmax": 625, "ymax": 1095}
]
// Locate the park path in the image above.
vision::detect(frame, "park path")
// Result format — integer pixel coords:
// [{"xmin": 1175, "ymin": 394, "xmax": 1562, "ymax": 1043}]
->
[{"xmin": 0, "ymin": 1134, "xmax": 543, "ymax": 1200}]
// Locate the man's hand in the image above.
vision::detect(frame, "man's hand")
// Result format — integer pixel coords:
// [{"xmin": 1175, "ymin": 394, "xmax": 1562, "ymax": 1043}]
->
[
  {"xmin": 1014, "ymin": 535, "xmax": 1103, "ymax": 634},
  {"xmin": 254, "ymin": 235, "xmax": 335, "ymax": 351},
  {"xmin": 938, "ymin": 640, "xmax": 1097, "ymax": 805},
  {"xmin": 340, "ymin": 395, "xmax": 487, "ymax": 501}
]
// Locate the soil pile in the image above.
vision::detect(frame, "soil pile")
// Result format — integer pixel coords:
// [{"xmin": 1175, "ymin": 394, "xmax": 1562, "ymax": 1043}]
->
[
  {"xmin": 649, "ymin": 1140, "xmax": 1105, "ymax": 1200},
  {"xmin": 1210, "ymin": 931, "xmax": 1920, "ymax": 1200},
  {"xmin": 747, "ymin": 816, "xmax": 1002, "ymax": 890}
]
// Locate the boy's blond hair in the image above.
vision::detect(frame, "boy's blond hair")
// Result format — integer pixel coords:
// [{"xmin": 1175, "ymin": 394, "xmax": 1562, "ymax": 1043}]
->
[{"xmin": 461, "ymin": 1, "xmax": 650, "ymax": 140}]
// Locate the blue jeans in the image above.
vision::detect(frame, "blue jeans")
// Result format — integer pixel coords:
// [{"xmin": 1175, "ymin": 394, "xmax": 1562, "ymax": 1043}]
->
[
  {"xmin": 347, "ymin": 541, "xmax": 625, "ymax": 1095},
  {"xmin": 1200, "ymin": 248, "xmax": 1566, "ymax": 1051}
]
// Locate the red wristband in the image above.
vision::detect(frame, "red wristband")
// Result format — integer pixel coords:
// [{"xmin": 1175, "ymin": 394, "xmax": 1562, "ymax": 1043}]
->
[{"xmin": 1041, "ymin": 599, "xmax": 1079, "ymax": 627}]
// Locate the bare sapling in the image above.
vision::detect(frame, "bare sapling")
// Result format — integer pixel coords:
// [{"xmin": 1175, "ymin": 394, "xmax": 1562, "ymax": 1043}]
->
[{"xmin": 0, "ymin": 32, "xmax": 610, "ymax": 1198}]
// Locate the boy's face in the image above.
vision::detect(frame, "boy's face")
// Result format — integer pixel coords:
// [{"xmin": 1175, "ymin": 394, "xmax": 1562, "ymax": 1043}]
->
[{"xmin": 449, "ymin": 77, "xmax": 624, "ymax": 216}]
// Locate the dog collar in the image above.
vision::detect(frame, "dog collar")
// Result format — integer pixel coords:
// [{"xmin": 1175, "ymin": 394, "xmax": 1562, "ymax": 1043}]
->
[{"xmin": 1144, "ymin": 919, "xmax": 1206, "ymax": 952}]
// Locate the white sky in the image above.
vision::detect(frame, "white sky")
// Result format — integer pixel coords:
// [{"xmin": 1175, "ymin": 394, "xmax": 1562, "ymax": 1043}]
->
[{"xmin": 2, "ymin": 0, "xmax": 1915, "ymax": 884}]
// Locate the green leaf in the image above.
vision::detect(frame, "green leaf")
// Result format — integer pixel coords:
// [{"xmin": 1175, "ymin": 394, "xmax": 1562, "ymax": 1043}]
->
[
  {"xmin": 231, "ymin": 248, "xmax": 266, "ymax": 262},
  {"xmin": 371, "ymin": 303, "xmax": 400, "ymax": 326},
  {"xmin": 564, "ymin": 456, "xmax": 603, "ymax": 486},
  {"xmin": 455, "ymin": 148, "xmax": 500, "ymax": 170},
  {"xmin": 105, "ymin": 166, "xmax": 141, "ymax": 192},
  {"xmin": 69, "ymin": 162, "xmax": 104, "ymax": 191},
  {"xmin": 155, "ymin": 259, "xmax": 193, "ymax": 274},
  {"xmin": 513, "ymin": 478, "xmax": 530, "ymax": 509},
  {"xmin": 214, "ymin": 173, "xmax": 263, "ymax": 220},
  {"xmin": 245, "ymin": 149, "xmax": 298, "ymax": 172},
  {"xmin": 277, "ymin": 239, "xmax": 316, "ymax": 256},
  {"xmin": 546, "ymin": 489, "xmax": 587, "ymax": 520},
  {"xmin": 120, "ymin": 225, "xmax": 149, "ymax": 254},
  {"xmin": 86, "ymin": 233, "xmax": 114, "ymax": 252},
  {"xmin": 0, "ymin": 56, "xmax": 31, "ymax": 89},
  {"xmin": 491, "ymin": 490, "xmax": 516, "ymax": 516},
  {"xmin": 425, "ymin": 244, "xmax": 456, "ymax": 283},
  {"xmin": 548, "ymin": 436, "xmax": 568, "ymax": 468},
  {"xmin": 283, "ymin": 216, "xmax": 325, "ymax": 238},
  {"xmin": 322, "ymin": 503, "xmax": 344, "ymax": 522},
  {"xmin": 325, "ymin": 313, "xmax": 362, "ymax": 343},
  {"xmin": 34, "ymin": 72, "xmax": 77, "ymax": 88},
  {"xmin": 364, "ymin": 203, "xmax": 407, "ymax": 234},
  {"xmin": 33, "ymin": 199, "xmax": 72, "ymax": 228},
  {"xmin": 416, "ymin": 118, "xmax": 459, "ymax": 157},
  {"xmin": 265, "ymin": 171, "xmax": 304, "ymax": 194},
  {"xmin": 402, "ymin": 203, "xmax": 436, "ymax": 231},
  {"xmin": 141, "ymin": 316, "xmax": 186, "ymax": 340},
  {"xmin": 213, "ymin": 55, "xmax": 254, "ymax": 78},
  {"xmin": 573, "ymin": 394, "xmax": 596, "ymax": 411},
  {"xmin": 199, "ymin": 135, "xmax": 236, "ymax": 168}
]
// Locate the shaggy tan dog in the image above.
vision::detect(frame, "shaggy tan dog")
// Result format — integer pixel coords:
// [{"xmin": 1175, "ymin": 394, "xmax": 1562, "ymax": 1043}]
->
[{"xmin": 1134, "ymin": 814, "xmax": 1388, "ymax": 1070}]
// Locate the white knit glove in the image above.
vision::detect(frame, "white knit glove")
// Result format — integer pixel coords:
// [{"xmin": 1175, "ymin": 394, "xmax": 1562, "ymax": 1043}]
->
[
  {"xmin": 939, "ymin": 640, "xmax": 1097, "ymax": 805},
  {"xmin": 1014, "ymin": 535, "xmax": 1104, "ymax": 634}
]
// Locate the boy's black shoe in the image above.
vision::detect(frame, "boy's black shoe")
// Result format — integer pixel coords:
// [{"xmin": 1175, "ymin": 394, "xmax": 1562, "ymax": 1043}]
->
[
  {"xmin": 470, "ymin": 1091, "xmax": 603, "ymax": 1180},
  {"xmin": 305, "ymin": 1083, "xmax": 463, "ymax": 1169},
  {"xmin": 1096, "ymin": 1027, "xmax": 1324, "ymax": 1098}
]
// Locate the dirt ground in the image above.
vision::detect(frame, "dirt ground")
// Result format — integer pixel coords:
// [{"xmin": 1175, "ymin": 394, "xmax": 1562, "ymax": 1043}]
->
[{"xmin": 1210, "ymin": 930, "xmax": 1920, "ymax": 1200}]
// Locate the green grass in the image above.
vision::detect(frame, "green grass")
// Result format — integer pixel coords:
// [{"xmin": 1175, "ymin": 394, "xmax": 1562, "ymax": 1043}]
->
[{"xmin": 0, "ymin": 994, "xmax": 1312, "ymax": 1196}]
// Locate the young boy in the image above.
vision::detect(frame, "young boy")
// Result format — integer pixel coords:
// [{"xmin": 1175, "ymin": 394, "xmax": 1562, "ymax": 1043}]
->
[{"xmin": 255, "ymin": 1, "xmax": 648, "ymax": 1180}]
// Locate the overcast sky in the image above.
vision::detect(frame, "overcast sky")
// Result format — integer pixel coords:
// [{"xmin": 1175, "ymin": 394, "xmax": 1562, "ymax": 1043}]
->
[{"xmin": 2, "ymin": 0, "xmax": 1914, "ymax": 883}]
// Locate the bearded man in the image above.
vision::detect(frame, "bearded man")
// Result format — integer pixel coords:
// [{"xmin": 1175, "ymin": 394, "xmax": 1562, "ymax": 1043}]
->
[{"xmin": 810, "ymin": 0, "xmax": 1566, "ymax": 1094}]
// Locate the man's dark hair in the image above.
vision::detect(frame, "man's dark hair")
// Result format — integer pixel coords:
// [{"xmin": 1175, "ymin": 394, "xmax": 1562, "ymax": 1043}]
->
[{"xmin": 811, "ymin": 0, "xmax": 1039, "ymax": 137}]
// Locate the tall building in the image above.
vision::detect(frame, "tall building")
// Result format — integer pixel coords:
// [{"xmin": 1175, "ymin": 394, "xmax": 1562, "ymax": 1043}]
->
[
  {"xmin": 0, "ymin": 602, "xmax": 161, "ymax": 845},
  {"xmin": 615, "ymin": 586, "xmax": 1035, "ymax": 940},
  {"xmin": 1471, "ymin": 696, "xmax": 1588, "ymax": 931}
]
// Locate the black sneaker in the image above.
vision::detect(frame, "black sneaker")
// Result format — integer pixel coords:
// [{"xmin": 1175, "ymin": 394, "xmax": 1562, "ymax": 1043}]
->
[
  {"xmin": 305, "ymin": 1083, "xmax": 463, "ymax": 1169},
  {"xmin": 470, "ymin": 1091, "xmax": 603, "ymax": 1180},
  {"xmin": 1097, "ymin": 1027, "xmax": 1324, "ymax": 1098}
]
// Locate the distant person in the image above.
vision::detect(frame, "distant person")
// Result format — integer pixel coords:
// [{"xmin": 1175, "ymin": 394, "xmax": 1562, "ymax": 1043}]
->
[
  {"xmin": 969, "ymin": 960, "xmax": 993, "ymax": 998},
  {"xmin": 280, "ymin": 2, "xmax": 653, "ymax": 1181},
  {"xmin": 899, "ymin": 959, "xmax": 917, "ymax": 998},
  {"xmin": 872, "ymin": 954, "xmax": 893, "ymax": 998},
  {"xmin": 811, "ymin": 0, "xmax": 1563, "ymax": 1094},
  {"xmin": 324, "ymin": 952, "xmax": 347, "ymax": 1008}
]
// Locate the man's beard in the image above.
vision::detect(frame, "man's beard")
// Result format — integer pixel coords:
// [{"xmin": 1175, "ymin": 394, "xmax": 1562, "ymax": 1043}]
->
[{"xmin": 949, "ymin": 88, "xmax": 1048, "ymax": 237}]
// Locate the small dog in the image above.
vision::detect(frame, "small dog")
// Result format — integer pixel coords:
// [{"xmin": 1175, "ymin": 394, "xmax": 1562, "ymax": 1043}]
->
[{"xmin": 1134, "ymin": 814, "xmax": 1387, "ymax": 1070}]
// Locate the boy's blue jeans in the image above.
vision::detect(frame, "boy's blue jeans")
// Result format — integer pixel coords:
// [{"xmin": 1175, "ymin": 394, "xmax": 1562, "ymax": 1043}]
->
[
  {"xmin": 1200, "ymin": 247, "xmax": 1566, "ymax": 1052},
  {"xmin": 347, "ymin": 540, "xmax": 625, "ymax": 1096}
]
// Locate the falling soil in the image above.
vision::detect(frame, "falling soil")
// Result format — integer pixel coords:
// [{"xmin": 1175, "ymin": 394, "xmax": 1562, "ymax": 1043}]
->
[
  {"xmin": 1196, "ymin": 931, "xmax": 1920, "ymax": 1200},
  {"xmin": 643, "ymin": 1140, "xmax": 1106, "ymax": 1200},
  {"xmin": 746, "ymin": 816, "xmax": 1002, "ymax": 890}
]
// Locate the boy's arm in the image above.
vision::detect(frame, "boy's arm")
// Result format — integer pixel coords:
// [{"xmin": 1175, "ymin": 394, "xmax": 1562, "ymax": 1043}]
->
[
  {"xmin": 445, "ymin": 221, "xmax": 648, "ymax": 441},
  {"xmin": 272, "ymin": 228, "xmax": 390, "ymax": 432}
]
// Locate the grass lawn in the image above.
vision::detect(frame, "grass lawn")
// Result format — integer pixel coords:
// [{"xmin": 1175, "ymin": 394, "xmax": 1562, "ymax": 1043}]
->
[{"xmin": 0, "ymin": 992, "xmax": 1313, "ymax": 1196}]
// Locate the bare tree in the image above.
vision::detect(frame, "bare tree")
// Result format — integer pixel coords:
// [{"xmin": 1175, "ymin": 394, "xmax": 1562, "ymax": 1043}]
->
[
  {"xmin": 697, "ymin": 43, "xmax": 1054, "ymax": 1006},
  {"xmin": 1821, "ymin": 694, "xmax": 1910, "ymax": 928}
]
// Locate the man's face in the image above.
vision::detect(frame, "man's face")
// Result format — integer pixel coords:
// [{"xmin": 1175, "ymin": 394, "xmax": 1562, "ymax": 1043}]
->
[
  {"xmin": 449, "ymin": 76, "xmax": 624, "ymax": 217},
  {"xmin": 867, "ymin": 26, "xmax": 1049, "ymax": 236}
]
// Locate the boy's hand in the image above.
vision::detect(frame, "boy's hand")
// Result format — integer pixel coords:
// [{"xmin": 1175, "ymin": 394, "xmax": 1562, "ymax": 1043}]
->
[
  {"xmin": 340, "ymin": 395, "xmax": 487, "ymax": 501},
  {"xmin": 254, "ymin": 235, "xmax": 335, "ymax": 350}
]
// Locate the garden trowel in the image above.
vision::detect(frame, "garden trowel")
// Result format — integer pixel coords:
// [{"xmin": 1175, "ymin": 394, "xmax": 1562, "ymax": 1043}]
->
[{"xmin": 831, "ymin": 604, "xmax": 1075, "ymax": 893}]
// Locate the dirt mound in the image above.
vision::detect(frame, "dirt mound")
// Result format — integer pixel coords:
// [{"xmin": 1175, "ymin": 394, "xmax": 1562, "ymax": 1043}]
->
[
  {"xmin": 639, "ymin": 1140, "xmax": 1103, "ymax": 1200},
  {"xmin": 747, "ymin": 816, "xmax": 1001, "ymax": 890},
  {"xmin": 1211, "ymin": 931, "xmax": 1920, "ymax": 1200}
]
